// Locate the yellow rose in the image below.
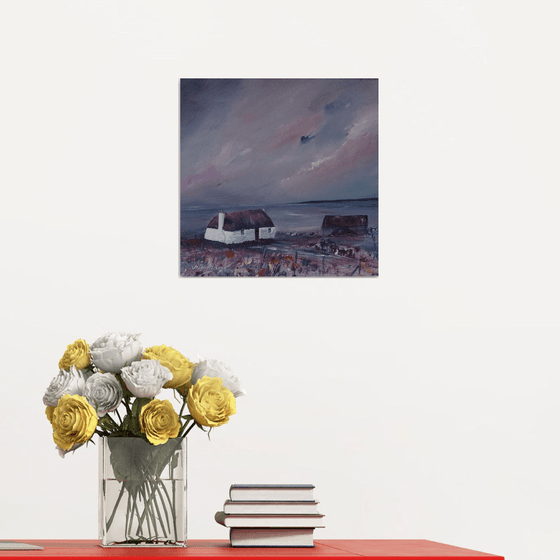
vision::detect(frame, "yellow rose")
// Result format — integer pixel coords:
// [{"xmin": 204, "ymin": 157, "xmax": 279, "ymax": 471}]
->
[
  {"xmin": 51, "ymin": 394, "xmax": 97, "ymax": 451},
  {"xmin": 142, "ymin": 345, "xmax": 195, "ymax": 389},
  {"xmin": 139, "ymin": 399, "xmax": 181, "ymax": 445},
  {"xmin": 45, "ymin": 405, "xmax": 55, "ymax": 423},
  {"xmin": 59, "ymin": 339, "xmax": 90, "ymax": 370},
  {"xmin": 187, "ymin": 376, "xmax": 236, "ymax": 427}
]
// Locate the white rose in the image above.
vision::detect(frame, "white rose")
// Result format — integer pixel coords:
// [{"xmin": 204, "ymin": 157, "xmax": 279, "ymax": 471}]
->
[
  {"xmin": 43, "ymin": 366, "xmax": 91, "ymax": 407},
  {"xmin": 84, "ymin": 372, "xmax": 123, "ymax": 417},
  {"xmin": 89, "ymin": 332, "xmax": 143, "ymax": 373},
  {"xmin": 191, "ymin": 358, "xmax": 246, "ymax": 397},
  {"xmin": 121, "ymin": 360, "xmax": 173, "ymax": 398}
]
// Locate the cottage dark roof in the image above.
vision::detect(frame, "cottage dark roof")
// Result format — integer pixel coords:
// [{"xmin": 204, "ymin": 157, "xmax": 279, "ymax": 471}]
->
[
  {"xmin": 207, "ymin": 209, "xmax": 275, "ymax": 231},
  {"xmin": 322, "ymin": 215, "xmax": 368, "ymax": 228}
]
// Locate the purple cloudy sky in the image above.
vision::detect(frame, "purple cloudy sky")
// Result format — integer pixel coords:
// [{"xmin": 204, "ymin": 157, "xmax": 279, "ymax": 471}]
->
[{"xmin": 180, "ymin": 79, "xmax": 377, "ymax": 207}]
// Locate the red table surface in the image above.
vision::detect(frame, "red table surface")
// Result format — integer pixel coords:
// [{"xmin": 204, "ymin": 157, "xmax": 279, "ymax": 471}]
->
[{"xmin": 0, "ymin": 540, "xmax": 503, "ymax": 560}]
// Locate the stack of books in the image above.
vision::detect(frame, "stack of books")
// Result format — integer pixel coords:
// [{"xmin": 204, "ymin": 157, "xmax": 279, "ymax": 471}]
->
[{"xmin": 215, "ymin": 484, "xmax": 324, "ymax": 547}]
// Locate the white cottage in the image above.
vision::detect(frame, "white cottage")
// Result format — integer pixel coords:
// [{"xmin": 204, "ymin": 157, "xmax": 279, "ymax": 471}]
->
[{"xmin": 204, "ymin": 209, "xmax": 276, "ymax": 244}]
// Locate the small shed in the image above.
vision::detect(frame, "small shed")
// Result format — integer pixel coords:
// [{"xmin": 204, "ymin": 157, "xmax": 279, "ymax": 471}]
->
[
  {"xmin": 322, "ymin": 215, "xmax": 368, "ymax": 236},
  {"xmin": 204, "ymin": 209, "xmax": 276, "ymax": 244}
]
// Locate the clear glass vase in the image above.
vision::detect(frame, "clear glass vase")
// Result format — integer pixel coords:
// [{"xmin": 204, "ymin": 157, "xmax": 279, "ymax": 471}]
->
[{"xmin": 98, "ymin": 437, "xmax": 187, "ymax": 547}]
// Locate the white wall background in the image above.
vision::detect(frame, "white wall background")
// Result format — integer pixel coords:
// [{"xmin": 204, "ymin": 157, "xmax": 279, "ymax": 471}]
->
[{"xmin": 0, "ymin": 2, "xmax": 558, "ymax": 559}]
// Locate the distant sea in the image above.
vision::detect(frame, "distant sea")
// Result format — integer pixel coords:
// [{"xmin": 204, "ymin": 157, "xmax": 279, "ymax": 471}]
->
[{"xmin": 180, "ymin": 199, "xmax": 378, "ymax": 239}]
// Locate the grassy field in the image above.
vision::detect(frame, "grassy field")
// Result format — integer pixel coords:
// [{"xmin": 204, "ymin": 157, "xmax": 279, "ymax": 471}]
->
[{"xmin": 180, "ymin": 233, "xmax": 378, "ymax": 277}]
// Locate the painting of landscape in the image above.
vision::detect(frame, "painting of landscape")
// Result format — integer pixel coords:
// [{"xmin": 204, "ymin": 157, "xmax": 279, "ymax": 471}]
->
[{"xmin": 180, "ymin": 79, "xmax": 378, "ymax": 277}]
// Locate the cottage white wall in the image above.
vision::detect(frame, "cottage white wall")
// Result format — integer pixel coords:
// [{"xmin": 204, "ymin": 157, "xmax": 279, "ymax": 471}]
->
[
  {"xmin": 0, "ymin": 4, "xmax": 558, "ymax": 560},
  {"xmin": 225, "ymin": 230, "xmax": 252, "ymax": 244},
  {"xmin": 205, "ymin": 227, "xmax": 276, "ymax": 244},
  {"xmin": 204, "ymin": 227, "xmax": 226, "ymax": 243},
  {"xmin": 259, "ymin": 227, "xmax": 276, "ymax": 240},
  {"xmin": 206, "ymin": 229, "xmax": 253, "ymax": 244}
]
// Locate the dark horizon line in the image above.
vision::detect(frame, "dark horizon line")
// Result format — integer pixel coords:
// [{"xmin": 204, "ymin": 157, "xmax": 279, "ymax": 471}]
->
[
  {"xmin": 292, "ymin": 196, "xmax": 378, "ymax": 205},
  {"xmin": 183, "ymin": 196, "xmax": 378, "ymax": 209}
]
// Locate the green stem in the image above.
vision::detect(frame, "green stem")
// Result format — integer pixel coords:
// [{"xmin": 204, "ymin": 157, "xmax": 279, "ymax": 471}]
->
[
  {"xmin": 105, "ymin": 480, "xmax": 126, "ymax": 532},
  {"xmin": 150, "ymin": 480, "xmax": 169, "ymax": 537},
  {"xmin": 139, "ymin": 484, "xmax": 155, "ymax": 540},
  {"xmin": 138, "ymin": 483, "xmax": 159, "ymax": 536},
  {"xmin": 178, "ymin": 396, "xmax": 187, "ymax": 419},
  {"xmin": 125, "ymin": 486, "xmax": 132, "ymax": 541},
  {"xmin": 154, "ymin": 480, "xmax": 172, "ymax": 535},
  {"xmin": 131, "ymin": 490, "xmax": 144, "ymax": 538},
  {"xmin": 159, "ymin": 477, "xmax": 178, "ymax": 541},
  {"xmin": 180, "ymin": 420, "xmax": 197, "ymax": 438}
]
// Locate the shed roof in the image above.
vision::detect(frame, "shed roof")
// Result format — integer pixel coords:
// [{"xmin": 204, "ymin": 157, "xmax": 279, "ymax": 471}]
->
[
  {"xmin": 207, "ymin": 209, "xmax": 275, "ymax": 231},
  {"xmin": 322, "ymin": 215, "xmax": 368, "ymax": 228}
]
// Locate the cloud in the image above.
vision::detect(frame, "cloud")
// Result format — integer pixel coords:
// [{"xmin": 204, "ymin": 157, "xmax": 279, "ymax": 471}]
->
[
  {"xmin": 181, "ymin": 165, "xmax": 221, "ymax": 194},
  {"xmin": 180, "ymin": 79, "xmax": 378, "ymax": 205},
  {"xmin": 309, "ymin": 156, "xmax": 334, "ymax": 170},
  {"xmin": 281, "ymin": 132, "xmax": 377, "ymax": 196}
]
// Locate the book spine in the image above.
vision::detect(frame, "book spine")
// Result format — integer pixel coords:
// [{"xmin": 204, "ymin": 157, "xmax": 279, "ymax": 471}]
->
[
  {"xmin": 216, "ymin": 512, "xmax": 325, "ymax": 528},
  {"xmin": 229, "ymin": 528, "xmax": 315, "ymax": 547},
  {"xmin": 223, "ymin": 501, "xmax": 319, "ymax": 514},
  {"xmin": 230, "ymin": 490, "xmax": 314, "ymax": 502}
]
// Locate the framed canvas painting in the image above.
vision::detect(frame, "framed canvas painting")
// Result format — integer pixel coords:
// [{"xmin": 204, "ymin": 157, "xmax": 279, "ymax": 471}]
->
[{"xmin": 180, "ymin": 79, "xmax": 378, "ymax": 277}]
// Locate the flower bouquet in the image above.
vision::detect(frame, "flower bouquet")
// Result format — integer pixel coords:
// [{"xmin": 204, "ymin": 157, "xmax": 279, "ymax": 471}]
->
[{"xmin": 44, "ymin": 332, "xmax": 244, "ymax": 546}]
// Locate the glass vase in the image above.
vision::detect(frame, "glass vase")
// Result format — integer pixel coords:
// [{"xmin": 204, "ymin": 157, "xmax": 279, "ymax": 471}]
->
[{"xmin": 98, "ymin": 437, "xmax": 187, "ymax": 547}]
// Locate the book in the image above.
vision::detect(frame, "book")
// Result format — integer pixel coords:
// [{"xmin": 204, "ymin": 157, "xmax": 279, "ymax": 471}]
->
[
  {"xmin": 230, "ymin": 528, "xmax": 315, "ymax": 547},
  {"xmin": 223, "ymin": 499, "xmax": 319, "ymax": 515},
  {"xmin": 215, "ymin": 511, "xmax": 325, "ymax": 528},
  {"xmin": 229, "ymin": 484, "xmax": 315, "ymax": 502},
  {"xmin": 0, "ymin": 542, "xmax": 43, "ymax": 551}
]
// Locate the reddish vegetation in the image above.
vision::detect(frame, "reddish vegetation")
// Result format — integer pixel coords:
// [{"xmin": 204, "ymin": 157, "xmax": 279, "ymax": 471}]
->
[{"xmin": 180, "ymin": 233, "xmax": 378, "ymax": 277}]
